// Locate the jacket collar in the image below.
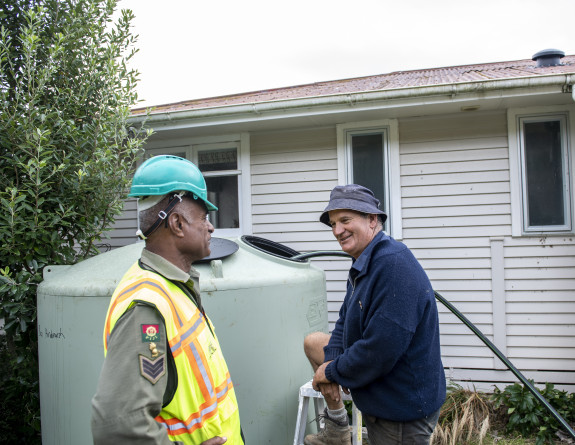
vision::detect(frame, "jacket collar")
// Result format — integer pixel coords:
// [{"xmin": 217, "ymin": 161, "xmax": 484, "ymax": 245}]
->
[{"xmin": 350, "ymin": 231, "xmax": 387, "ymax": 278}]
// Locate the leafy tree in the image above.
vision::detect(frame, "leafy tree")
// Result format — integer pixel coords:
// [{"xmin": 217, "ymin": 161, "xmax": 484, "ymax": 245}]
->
[{"xmin": 0, "ymin": 0, "xmax": 149, "ymax": 442}]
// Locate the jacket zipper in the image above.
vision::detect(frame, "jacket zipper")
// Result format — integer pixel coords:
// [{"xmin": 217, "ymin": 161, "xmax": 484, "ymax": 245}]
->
[{"xmin": 349, "ymin": 274, "xmax": 364, "ymax": 312}]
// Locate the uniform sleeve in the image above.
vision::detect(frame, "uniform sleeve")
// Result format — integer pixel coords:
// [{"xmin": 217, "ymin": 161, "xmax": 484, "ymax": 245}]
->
[{"xmin": 91, "ymin": 304, "xmax": 182, "ymax": 445}]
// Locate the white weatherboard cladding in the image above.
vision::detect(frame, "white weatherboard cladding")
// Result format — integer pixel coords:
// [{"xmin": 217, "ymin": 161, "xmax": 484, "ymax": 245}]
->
[
  {"xmin": 102, "ymin": 198, "xmax": 138, "ymax": 250},
  {"xmin": 250, "ymin": 127, "xmax": 349, "ymax": 328},
  {"xmin": 250, "ymin": 127, "xmax": 339, "ymax": 245},
  {"xmin": 401, "ymin": 112, "xmax": 575, "ymax": 391},
  {"xmin": 249, "ymin": 114, "xmax": 575, "ymax": 391}
]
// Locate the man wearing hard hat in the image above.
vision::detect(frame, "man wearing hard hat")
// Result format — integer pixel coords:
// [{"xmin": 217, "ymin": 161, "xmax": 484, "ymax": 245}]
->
[
  {"xmin": 303, "ymin": 184, "xmax": 445, "ymax": 445},
  {"xmin": 91, "ymin": 155, "xmax": 244, "ymax": 444}
]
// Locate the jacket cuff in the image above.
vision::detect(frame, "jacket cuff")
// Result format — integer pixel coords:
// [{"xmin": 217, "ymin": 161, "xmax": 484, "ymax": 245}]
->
[
  {"xmin": 324, "ymin": 360, "xmax": 337, "ymax": 383},
  {"xmin": 323, "ymin": 346, "xmax": 343, "ymax": 362}
]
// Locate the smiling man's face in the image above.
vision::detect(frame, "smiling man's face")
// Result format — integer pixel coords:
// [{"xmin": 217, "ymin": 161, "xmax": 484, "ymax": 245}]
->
[{"xmin": 328, "ymin": 209, "xmax": 378, "ymax": 259}]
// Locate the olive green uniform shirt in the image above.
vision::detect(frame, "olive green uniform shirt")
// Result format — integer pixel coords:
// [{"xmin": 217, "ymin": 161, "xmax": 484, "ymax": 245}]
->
[{"xmin": 91, "ymin": 248, "xmax": 202, "ymax": 445}]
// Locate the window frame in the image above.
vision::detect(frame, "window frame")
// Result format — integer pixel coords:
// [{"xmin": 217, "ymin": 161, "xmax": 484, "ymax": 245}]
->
[
  {"xmin": 336, "ymin": 119, "xmax": 402, "ymax": 239},
  {"xmin": 142, "ymin": 133, "xmax": 252, "ymax": 238},
  {"xmin": 508, "ymin": 106, "xmax": 575, "ymax": 236}
]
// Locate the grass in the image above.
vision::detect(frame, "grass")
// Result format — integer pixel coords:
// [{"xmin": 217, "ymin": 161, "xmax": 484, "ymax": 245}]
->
[
  {"xmin": 482, "ymin": 438, "xmax": 536, "ymax": 444},
  {"xmin": 450, "ymin": 437, "xmax": 536, "ymax": 445}
]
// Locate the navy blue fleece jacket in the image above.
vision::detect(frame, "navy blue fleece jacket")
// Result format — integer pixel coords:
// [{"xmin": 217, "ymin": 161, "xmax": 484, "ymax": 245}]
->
[{"xmin": 324, "ymin": 231, "xmax": 446, "ymax": 422}]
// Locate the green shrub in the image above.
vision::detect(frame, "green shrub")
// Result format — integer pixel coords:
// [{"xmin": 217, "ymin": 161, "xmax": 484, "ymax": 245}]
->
[
  {"xmin": 0, "ymin": 0, "xmax": 149, "ymax": 441},
  {"xmin": 492, "ymin": 380, "xmax": 575, "ymax": 445},
  {"xmin": 0, "ymin": 334, "xmax": 40, "ymax": 444}
]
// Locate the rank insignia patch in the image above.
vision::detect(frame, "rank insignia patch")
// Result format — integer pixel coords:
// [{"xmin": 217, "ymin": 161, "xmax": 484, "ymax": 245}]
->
[
  {"xmin": 139, "ymin": 354, "xmax": 166, "ymax": 384},
  {"xmin": 141, "ymin": 324, "xmax": 160, "ymax": 342}
]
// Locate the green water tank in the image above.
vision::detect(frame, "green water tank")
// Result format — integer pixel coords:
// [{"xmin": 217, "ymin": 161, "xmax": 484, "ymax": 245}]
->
[{"xmin": 37, "ymin": 237, "xmax": 328, "ymax": 445}]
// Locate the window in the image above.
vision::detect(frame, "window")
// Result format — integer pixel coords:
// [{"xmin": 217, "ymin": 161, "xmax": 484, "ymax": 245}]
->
[
  {"xmin": 337, "ymin": 120, "xmax": 401, "ymax": 238},
  {"xmin": 197, "ymin": 145, "xmax": 240, "ymax": 230},
  {"xmin": 508, "ymin": 108, "xmax": 574, "ymax": 235},
  {"xmin": 144, "ymin": 134, "xmax": 251, "ymax": 237},
  {"xmin": 347, "ymin": 131, "xmax": 389, "ymax": 220}
]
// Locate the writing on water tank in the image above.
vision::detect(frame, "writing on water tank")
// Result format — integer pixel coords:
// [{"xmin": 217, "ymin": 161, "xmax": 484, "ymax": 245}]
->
[
  {"xmin": 306, "ymin": 297, "xmax": 327, "ymax": 327},
  {"xmin": 38, "ymin": 324, "xmax": 65, "ymax": 340}
]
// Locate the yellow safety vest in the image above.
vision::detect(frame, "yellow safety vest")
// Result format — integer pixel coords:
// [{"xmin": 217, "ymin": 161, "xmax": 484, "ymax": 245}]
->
[{"xmin": 103, "ymin": 262, "xmax": 243, "ymax": 444}]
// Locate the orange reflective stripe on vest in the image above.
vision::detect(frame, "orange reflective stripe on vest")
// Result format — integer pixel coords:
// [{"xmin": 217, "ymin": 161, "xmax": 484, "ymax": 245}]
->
[
  {"xmin": 155, "ymin": 374, "xmax": 233, "ymax": 435},
  {"xmin": 104, "ymin": 278, "xmax": 184, "ymax": 349}
]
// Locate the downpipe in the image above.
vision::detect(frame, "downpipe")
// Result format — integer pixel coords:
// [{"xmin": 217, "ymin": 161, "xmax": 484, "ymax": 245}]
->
[{"xmin": 292, "ymin": 250, "xmax": 575, "ymax": 440}]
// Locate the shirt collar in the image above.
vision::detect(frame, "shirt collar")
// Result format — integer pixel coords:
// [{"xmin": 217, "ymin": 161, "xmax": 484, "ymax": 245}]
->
[
  {"xmin": 350, "ymin": 231, "xmax": 387, "ymax": 276},
  {"xmin": 140, "ymin": 248, "xmax": 200, "ymax": 284}
]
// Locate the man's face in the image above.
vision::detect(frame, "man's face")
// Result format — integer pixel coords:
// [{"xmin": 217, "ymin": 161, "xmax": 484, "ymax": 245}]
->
[
  {"xmin": 328, "ymin": 209, "xmax": 377, "ymax": 259},
  {"xmin": 178, "ymin": 198, "xmax": 215, "ymax": 263}
]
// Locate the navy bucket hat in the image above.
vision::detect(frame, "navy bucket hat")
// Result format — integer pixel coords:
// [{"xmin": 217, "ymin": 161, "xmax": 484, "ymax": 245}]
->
[{"xmin": 320, "ymin": 184, "xmax": 387, "ymax": 226}]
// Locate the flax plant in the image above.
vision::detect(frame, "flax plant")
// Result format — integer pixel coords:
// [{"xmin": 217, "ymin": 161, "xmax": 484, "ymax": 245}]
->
[{"xmin": 432, "ymin": 383, "xmax": 492, "ymax": 445}]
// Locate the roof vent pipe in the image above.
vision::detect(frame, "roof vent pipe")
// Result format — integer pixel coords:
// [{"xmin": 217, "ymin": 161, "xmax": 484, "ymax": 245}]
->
[{"xmin": 532, "ymin": 48, "xmax": 565, "ymax": 67}]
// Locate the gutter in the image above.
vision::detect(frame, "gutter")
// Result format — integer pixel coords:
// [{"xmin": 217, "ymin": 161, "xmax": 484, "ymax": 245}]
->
[{"xmin": 130, "ymin": 73, "xmax": 575, "ymax": 128}]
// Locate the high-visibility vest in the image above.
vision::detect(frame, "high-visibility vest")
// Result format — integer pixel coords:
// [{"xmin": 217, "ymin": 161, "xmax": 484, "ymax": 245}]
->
[{"xmin": 103, "ymin": 262, "xmax": 243, "ymax": 444}]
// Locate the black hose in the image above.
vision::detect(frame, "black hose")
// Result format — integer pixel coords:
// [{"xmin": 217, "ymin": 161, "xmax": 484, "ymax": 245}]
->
[
  {"xmin": 434, "ymin": 290, "xmax": 575, "ymax": 440},
  {"xmin": 291, "ymin": 251, "xmax": 352, "ymax": 260},
  {"xmin": 290, "ymin": 250, "xmax": 575, "ymax": 440}
]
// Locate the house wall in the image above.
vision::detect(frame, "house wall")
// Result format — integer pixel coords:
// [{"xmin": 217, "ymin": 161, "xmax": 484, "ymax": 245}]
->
[
  {"xmin": 399, "ymin": 111, "xmax": 575, "ymax": 391},
  {"xmin": 399, "ymin": 111, "xmax": 510, "ymax": 376},
  {"xmin": 100, "ymin": 197, "xmax": 138, "ymax": 251},
  {"xmin": 249, "ymin": 128, "xmax": 352, "ymax": 327},
  {"xmin": 250, "ymin": 127, "xmax": 338, "ymax": 251},
  {"xmin": 250, "ymin": 113, "xmax": 575, "ymax": 392},
  {"xmin": 107, "ymin": 110, "xmax": 575, "ymax": 392}
]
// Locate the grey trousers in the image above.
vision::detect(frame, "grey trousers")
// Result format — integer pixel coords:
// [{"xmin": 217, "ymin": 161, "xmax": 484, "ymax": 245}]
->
[{"xmin": 364, "ymin": 408, "xmax": 441, "ymax": 445}]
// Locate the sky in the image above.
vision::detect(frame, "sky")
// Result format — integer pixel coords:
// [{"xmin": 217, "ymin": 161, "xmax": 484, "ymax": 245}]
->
[{"xmin": 118, "ymin": 0, "xmax": 575, "ymax": 108}]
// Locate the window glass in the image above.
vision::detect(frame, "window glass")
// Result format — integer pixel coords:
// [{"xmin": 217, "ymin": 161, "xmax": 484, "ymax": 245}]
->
[
  {"xmin": 205, "ymin": 176, "xmax": 239, "ymax": 229},
  {"xmin": 198, "ymin": 147, "xmax": 240, "ymax": 230},
  {"xmin": 351, "ymin": 133, "xmax": 386, "ymax": 211},
  {"xmin": 523, "ymin": 120, "xmax": 566, "ymax": 227}
]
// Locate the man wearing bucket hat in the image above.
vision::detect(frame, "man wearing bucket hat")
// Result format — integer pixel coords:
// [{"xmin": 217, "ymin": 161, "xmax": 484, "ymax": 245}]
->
[
  {"xmin": 91, "ymin": 155, "xmax": 244, "ymax": 445},
  {"xmin": 303, "ymin": 184, "xmax": 445, "ymax": 445}
]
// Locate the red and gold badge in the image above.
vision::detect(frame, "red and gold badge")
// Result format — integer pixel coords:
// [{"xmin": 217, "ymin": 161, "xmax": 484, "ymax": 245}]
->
[{"xmin": 141, "ymin": 324, "xmax": 160, "ymax": 342}]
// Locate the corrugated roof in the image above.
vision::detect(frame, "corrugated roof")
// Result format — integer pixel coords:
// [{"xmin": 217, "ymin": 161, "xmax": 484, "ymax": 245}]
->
[{"xmin": 134, "ymin": 55, "xmax": 575, "ymax": 114}]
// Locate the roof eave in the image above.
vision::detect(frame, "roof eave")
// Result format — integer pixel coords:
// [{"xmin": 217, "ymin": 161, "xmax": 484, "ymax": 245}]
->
[{"xmin": 130, "ymin": 73, "xmax": 575, "ymax": 130}]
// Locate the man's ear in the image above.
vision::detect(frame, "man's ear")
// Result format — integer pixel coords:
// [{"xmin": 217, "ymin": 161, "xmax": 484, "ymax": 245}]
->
[
  {"xmin": 168, "ymin": 212, "xmax": 185, "ymax": 237},
  {"xmin": 369, "ymin": 213, "xmax": 378, "ymax": 228}
]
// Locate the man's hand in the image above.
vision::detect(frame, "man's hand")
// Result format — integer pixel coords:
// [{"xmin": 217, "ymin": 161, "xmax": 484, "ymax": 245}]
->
[
  {"xmin": 312, "ymin": 361, "xmax": 331, "ymax": 390},
  {"xmin": 318, "ymin": 382, "xmax": 341, "ymax": 403},
  {"xmin": 312, "ymin": 361, "xmax": 341, "ymax": 403},
  {"xmin": 200, "ymin": 437, "xmax": 227, "ymax": 445}
]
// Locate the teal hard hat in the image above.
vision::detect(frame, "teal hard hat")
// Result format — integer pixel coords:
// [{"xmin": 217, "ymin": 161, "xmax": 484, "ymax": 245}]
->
[{"xmin": 129, "ymin": 155, "xmax": 218, "ymax": 211}]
